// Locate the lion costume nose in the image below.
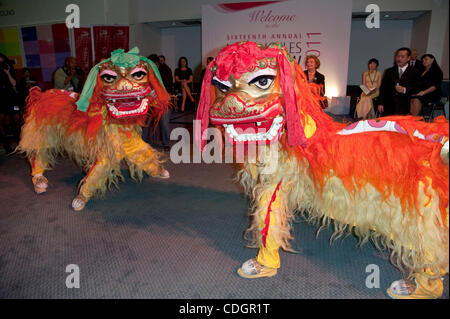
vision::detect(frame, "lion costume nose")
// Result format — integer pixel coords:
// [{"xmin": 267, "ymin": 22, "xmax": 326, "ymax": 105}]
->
[
  {"xmin": 116, "ymin": 79, "xmax": 133, "ymax": 91},
  {"xmin": 219, "ymin": 94, "xmax": 246, "ymax": 115}
]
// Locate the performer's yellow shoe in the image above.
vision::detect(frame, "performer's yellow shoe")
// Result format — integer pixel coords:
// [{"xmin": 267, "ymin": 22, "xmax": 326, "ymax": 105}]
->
[
  {"xmin": 237, "ymin": 258, "xmax": 277, "ymax": 279},
  {"xmin": 32, "ymin": 175, "xmax": 48, "ymax": 194},
  {"xmin": 387, "ymin": 274, "xmax": 444, "ymax": 299}
]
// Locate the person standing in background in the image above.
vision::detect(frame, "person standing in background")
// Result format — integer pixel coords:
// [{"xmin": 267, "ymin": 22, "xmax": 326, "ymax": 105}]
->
[
  {"xmin": 304, "ymin": 55, "xmax": 327, "ymax": 108},
  {"xmin": 0, "ymin": 53, "xmax": 17, "ymax": 153},
  {"xmin": 54, "ymin": 57, "xmax": 80, "ymax": 92},
  {"xmin": 409, "ymin": 49, "xmax": 425, "ymax": 74},
  {"xmin": 17, "ymin": 68, "xmax": 38, "ymax": 107},
  {"xmin": 159, "ymin": 55, "xmax": 173, "ymax": 94},
  {"xmin": 378, "ymin": 47, "xmax": 420, "ymax": 115},
  {"xmin": 201, "ymin": 56, "xmax": 214, "ymax": 84},
  {"xmin": 146, "ymin": 54, "xmax": 171, "ymax": 151}
]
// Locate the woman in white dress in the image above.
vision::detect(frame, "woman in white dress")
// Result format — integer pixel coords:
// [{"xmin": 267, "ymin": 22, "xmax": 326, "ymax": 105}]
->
[{"xmin": 355, "ymin": 58, "xmax": 381, "ymax": 119}]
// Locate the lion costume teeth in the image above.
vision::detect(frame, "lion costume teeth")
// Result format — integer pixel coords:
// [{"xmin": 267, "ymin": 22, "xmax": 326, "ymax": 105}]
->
[
  {"xmin": 222, "ymin": 116, "xmax": 284, "ymax": 144},
  {"xmin": 197, "ymin": 41, "xmax": 449, "ymax": 299},
  {"xmin": 17, "ymin": 47, "xmax": 171, "ymax": 211}
]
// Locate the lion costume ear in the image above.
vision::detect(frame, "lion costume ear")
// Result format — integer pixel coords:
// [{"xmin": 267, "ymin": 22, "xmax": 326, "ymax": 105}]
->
[{"xmin": 76, "ymin": 65, "xmax": 100, "ymax": 112}]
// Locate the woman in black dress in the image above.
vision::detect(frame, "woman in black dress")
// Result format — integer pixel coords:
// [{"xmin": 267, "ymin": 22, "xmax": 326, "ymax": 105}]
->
[
  {"xmin": 304, "ymin": 55, "xmax": 327, "ymax": 108},
  {"xmin": 174, "ymin": 56, "xmax": 194, "ymax": 112},
  {"xmin": 410, "ymin": 54, "xmax": 443, "ymax": 116}
]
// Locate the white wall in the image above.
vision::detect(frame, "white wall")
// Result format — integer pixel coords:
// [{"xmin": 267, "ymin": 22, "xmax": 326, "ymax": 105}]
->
[
  {"xmin": 129, "ymin": 23, "xmax": 162, "ymax": 58},
  {"xmin": 160, "ymin": 26, "xmax": 202, "ymax": 81},
  {"xmin": 135, "ymin": 0, "xmax": 449, "ymax": 78},
  {"xmin": 442, "ymin": 20, "xmax": 449, "ymax": 79},
  {"xmin": 0, "ymin": 0, "xmax": 107, "ymax": 26},
  {"xmin": 410, "ymin": 12, "xmax": 431, "ymax": 58},
  {"xmin": 2, "ymin": 0, "xmax": 448, "ymax": 79},
  {"xmin": 348, "ymin": 20, "xmax": 413, "ymax": 85}
]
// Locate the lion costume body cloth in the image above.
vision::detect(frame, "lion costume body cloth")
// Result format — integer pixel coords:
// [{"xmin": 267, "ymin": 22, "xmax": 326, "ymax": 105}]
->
[
  {"xmin": 18, "ymin": 48, "xmax": 171, "ymax": 211},
  {"xmin": 196, "ymin": 42, "xmax": 449, "ymax": 299}
]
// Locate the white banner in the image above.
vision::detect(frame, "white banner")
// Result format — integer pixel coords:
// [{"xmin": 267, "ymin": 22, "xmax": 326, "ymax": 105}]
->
[{"xmin": 202, "ymin": 0, "xmax": 352, "ymax": 98}]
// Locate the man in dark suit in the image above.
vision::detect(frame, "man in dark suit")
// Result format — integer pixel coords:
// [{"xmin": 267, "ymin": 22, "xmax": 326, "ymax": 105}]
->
[
  {"xmin": 409, "ymin": 49, "xmax": 425, "ymax": 73},
  {"xmin": 378, "ymin": 47, "xmax": 421, "ymax": 115},
  {"xmin": 158, "ymin": 55, "xmax": 173, "ymax": 94}
]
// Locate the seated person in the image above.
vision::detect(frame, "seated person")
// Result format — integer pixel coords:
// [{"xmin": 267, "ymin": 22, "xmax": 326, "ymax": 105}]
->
[
  {"xmin": 355, "ymin": 58, "xmax": 381, "ymax": 119},
  {"xmin": 174, "ymin": 56, "xmax": 194, "ymax": 112},
  {"xmin": 410, "ymin": 54, "xmax": 443, "ymax": 116}
]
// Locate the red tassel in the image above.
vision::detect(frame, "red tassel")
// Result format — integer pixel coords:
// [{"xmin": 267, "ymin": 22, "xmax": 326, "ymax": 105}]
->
[
  {"xmin": 195, "ymin": 60, "xmax": 215, "ymax": 151},
  {"xmin": 277, "ymin": 53, "xmax": 307, "ymax": 147},
  {"xmin": 261, "ymin": 181, "xmax": 282, "ymax": 247}
]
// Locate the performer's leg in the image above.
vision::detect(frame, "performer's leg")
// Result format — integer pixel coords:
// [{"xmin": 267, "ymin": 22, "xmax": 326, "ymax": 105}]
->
[
  {"xmin": 159, "ymin": 109, "xmax": 171, "ymax": 150},
  {"xmin": 72, "ymin": 157, "xmax": 110, "ymax": 211},
  {"xmin": 238, "ymin": 182, "xmax": 282, "ymax": 278},
  {"xmin": 387, "ymin": 211, "xmax": 448, "ymax": 299},
  {"xmin": 31, "ymin": 153, "xmax": 48, "ymax": 194},
  {"xmin": 122, "ymin": 132, "xmax": 169, "ymax": 178}
]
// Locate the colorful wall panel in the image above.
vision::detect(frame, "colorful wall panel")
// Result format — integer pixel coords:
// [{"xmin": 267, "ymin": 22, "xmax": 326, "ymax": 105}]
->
[{"xmin": 21, "ymin": 23, "xmax": 71, "ymax": 89}]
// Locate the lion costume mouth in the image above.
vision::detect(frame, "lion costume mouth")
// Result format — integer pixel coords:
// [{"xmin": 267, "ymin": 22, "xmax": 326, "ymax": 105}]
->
[
  {"xmin": 221, "ymin": 116, "xmax": 284, "ymax": 144},
  {"xmin": 210, "ymin": 107, "xmax": 285, "ymax": 145},
  {"xmin": 102, "ymin": 86, "xmax": 152, "ymax": 119}
]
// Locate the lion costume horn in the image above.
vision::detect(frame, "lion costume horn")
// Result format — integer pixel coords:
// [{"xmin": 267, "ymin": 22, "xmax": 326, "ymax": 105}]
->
[{"xmin": 196, "ymin": 41, "xmax": 308, "ymax": 151}]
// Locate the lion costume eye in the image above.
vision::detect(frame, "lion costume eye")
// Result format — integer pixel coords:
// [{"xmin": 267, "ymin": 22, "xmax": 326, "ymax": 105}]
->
[
  {"xmin": 131, "ymin": 67, "xmax": 147, "ymax": 80},
  {"xmin": 247, "ymin": 69, "xmax": 277, "ymax": 90},
  {"xmin": 212, "ymin": 76, "xmax": 232, "ymax": 93},
  {"xmin": 248, "ymin": 75, "xmax": 275, "ymax": 90},
  {"xmin": 100, "ymin": 70, "xmax": 117, "ymax": 83}
]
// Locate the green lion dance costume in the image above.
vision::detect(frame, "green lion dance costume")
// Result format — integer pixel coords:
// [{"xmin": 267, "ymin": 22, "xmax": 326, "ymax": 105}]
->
[
  {"xmin": 18, "ymin": 47, "xmax": 171, "ymax": 211},
  {"xmin": 196, "ymin": 42, "xmax": 449, "ymax": 299}
]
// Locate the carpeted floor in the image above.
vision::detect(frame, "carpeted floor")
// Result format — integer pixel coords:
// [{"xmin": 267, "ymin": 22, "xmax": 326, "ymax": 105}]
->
[
  {"xmin": 0, "ymin": 153, "xmax": 448, "ymax": 299},
  {"xmin": 0, "ymin": 111, "xmax": 448, "ymax": 299}
]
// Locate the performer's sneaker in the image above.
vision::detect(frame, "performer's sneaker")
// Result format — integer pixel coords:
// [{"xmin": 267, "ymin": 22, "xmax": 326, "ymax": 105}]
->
[
  {"xmin": 237, "ymin": 258, "xmax": 277, "ymax": 279},
  {"xmin": 387, "ymin": 277, "xmax": 444, "ymax": 299},
  {"xmin": 32, "ymin": 175, "xmax": 48, "ymax": 194},
  {"xmin": 72, "ymin": 194, "xmax": 87, "ymax": 211},
  {"xmin": 153, "ymin": 168, "xmax": 170, "ymax": 179}
]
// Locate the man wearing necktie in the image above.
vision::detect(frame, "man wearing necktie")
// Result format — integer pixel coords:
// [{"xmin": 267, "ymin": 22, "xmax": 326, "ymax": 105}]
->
[
  {"xmin": 409, "ymin": 49, "xmax": 425, "ymax": 73},
  {"xmin": 378, "ymin": 47, "xmax": 421, "ymax": 115}
]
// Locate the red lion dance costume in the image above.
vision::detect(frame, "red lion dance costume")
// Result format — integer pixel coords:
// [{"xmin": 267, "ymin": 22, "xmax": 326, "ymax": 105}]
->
[
  {"xmin": 18, "ymin": 47, "xmax": 170, "ymax": 211},
  {"xmin": 196, "ymin": 42, "xmax": 449, "ymax": 299}
]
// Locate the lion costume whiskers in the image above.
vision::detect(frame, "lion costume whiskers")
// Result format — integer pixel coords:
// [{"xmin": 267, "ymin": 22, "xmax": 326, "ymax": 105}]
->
[
  {"xmin": 196, "ymin": 41, "xmax": 449, "ymax": 299},
  {"xmin": 18, "ymin": 47, "xmax": 171, "ymax": 211}
]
